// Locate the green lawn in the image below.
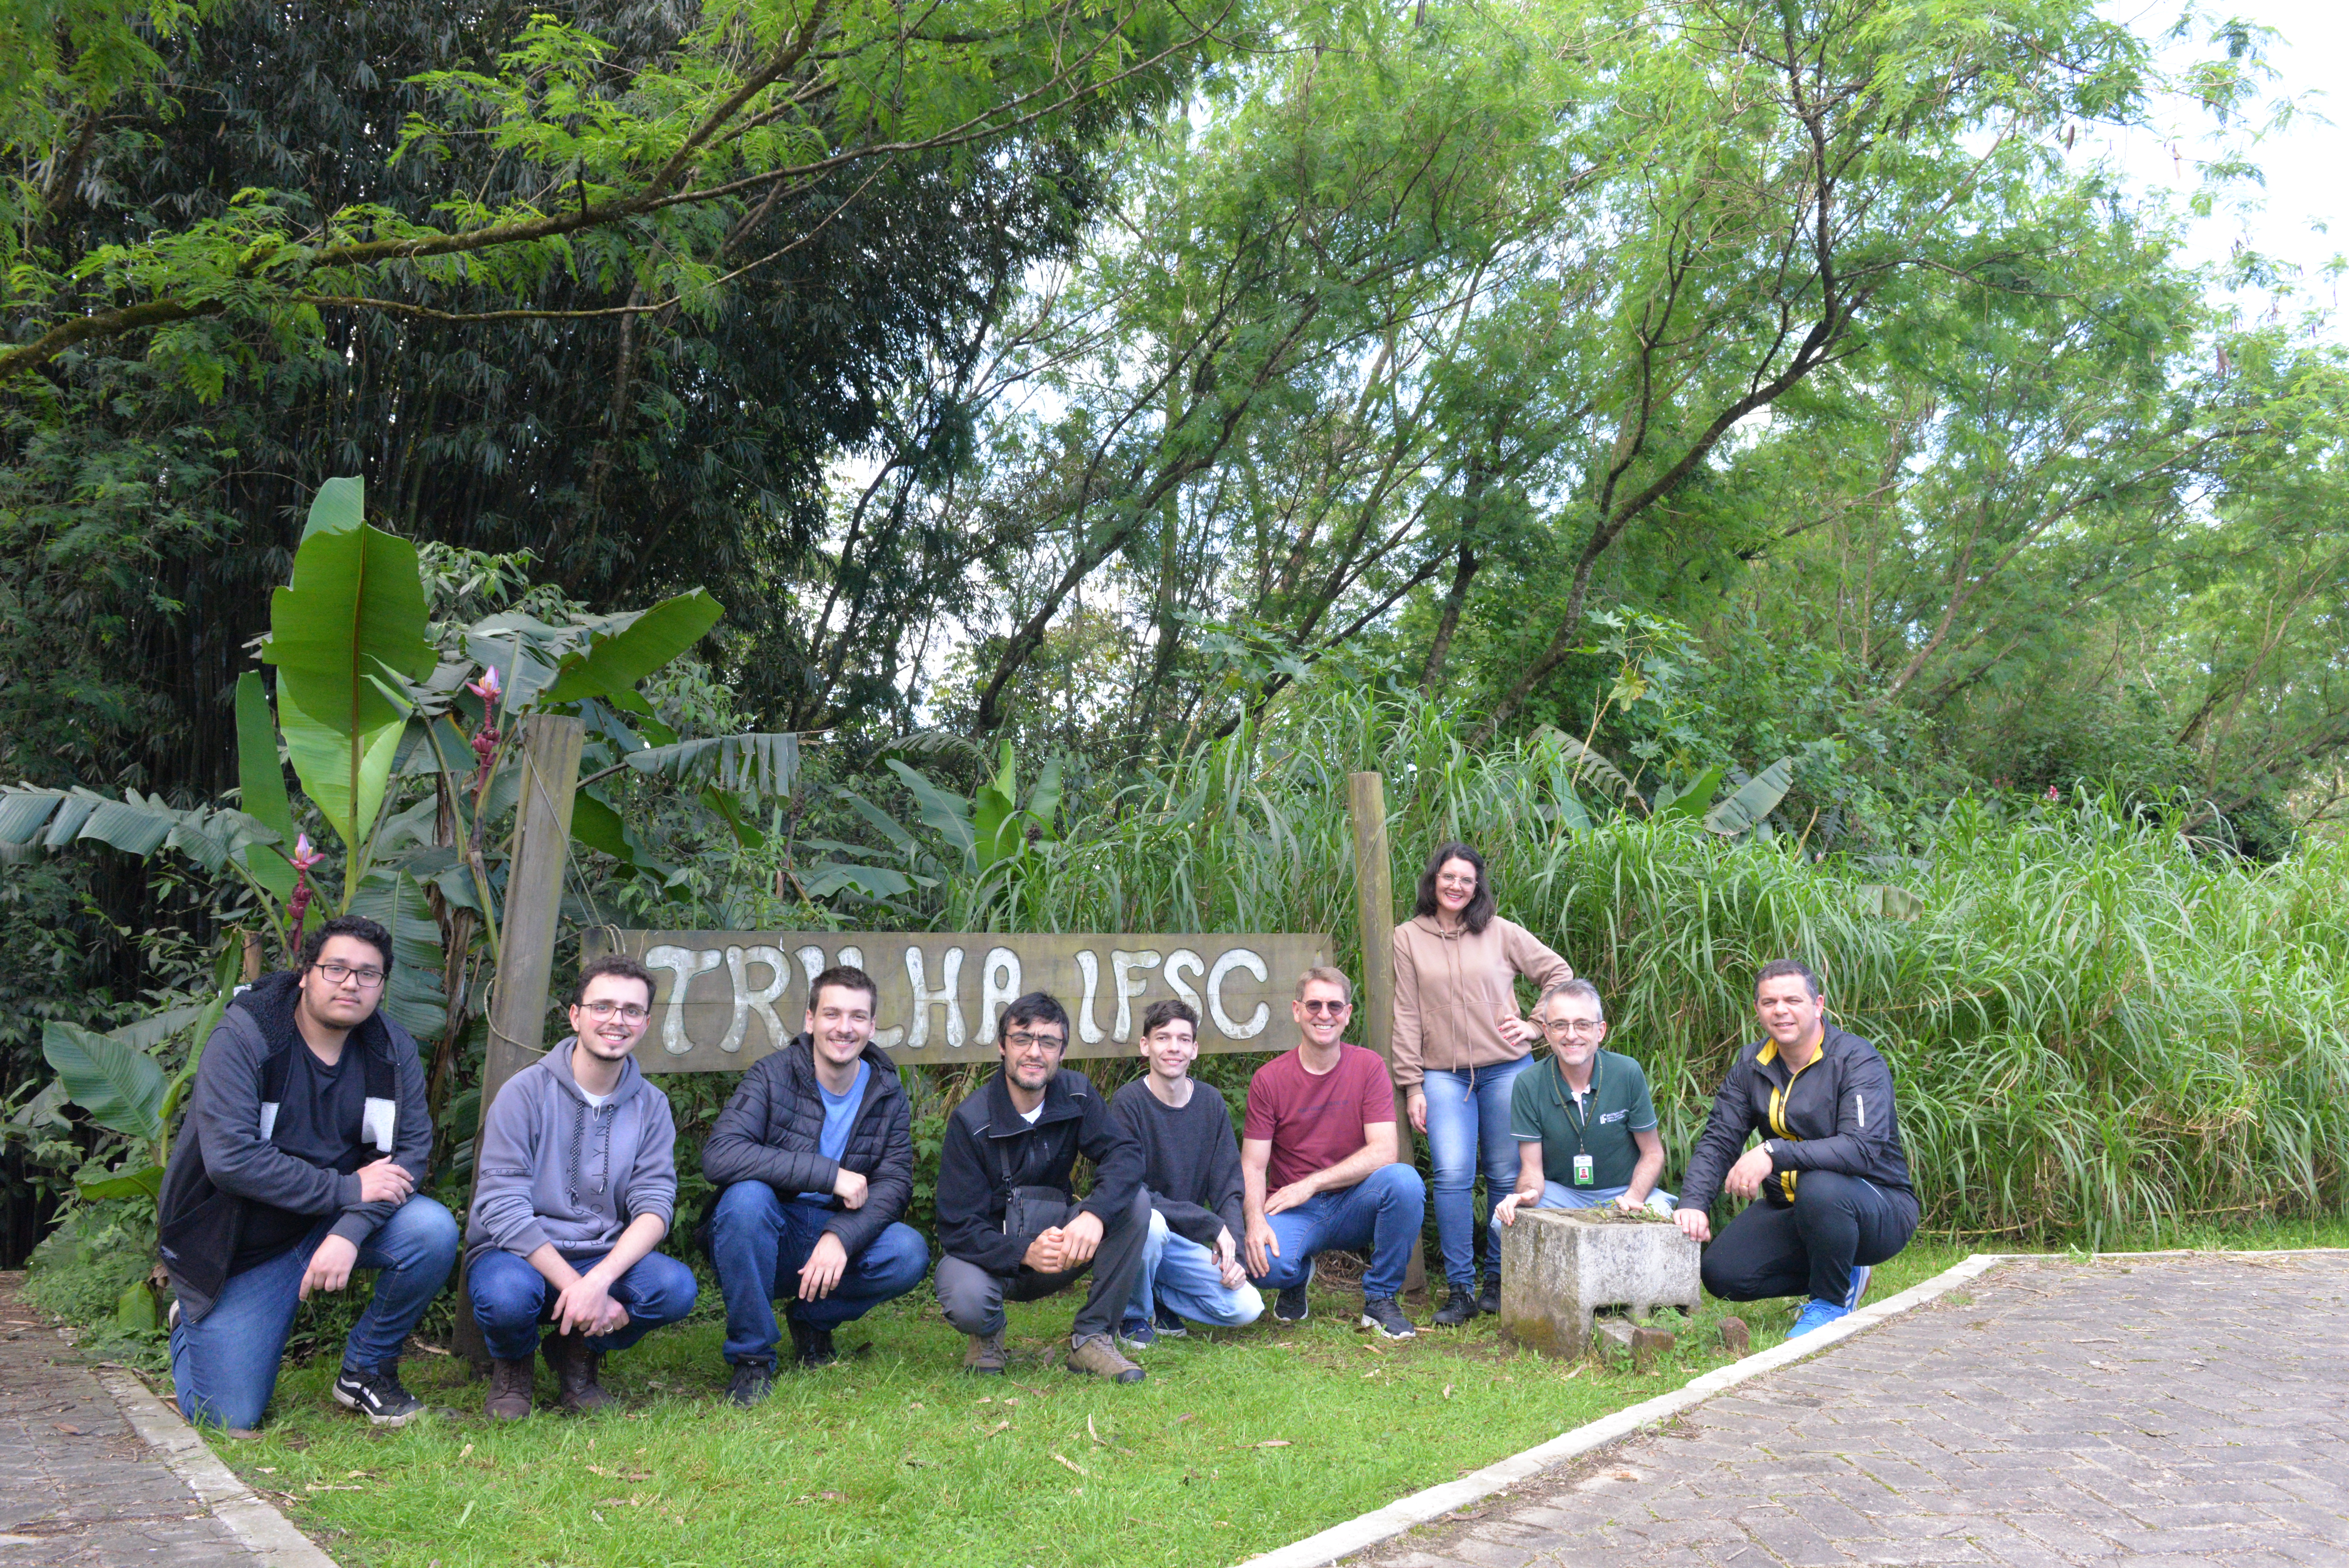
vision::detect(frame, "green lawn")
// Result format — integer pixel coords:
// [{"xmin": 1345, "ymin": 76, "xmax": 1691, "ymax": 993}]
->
[{"xmin": 210, "ymin": 1219, "xmax": 2349, "ymax": 1568}]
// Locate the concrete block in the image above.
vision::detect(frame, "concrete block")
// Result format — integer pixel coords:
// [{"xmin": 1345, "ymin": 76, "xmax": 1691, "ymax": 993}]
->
[{"xmin": 1499, "ymin": 1206, "xmax": 1700, "ymax": 1355}]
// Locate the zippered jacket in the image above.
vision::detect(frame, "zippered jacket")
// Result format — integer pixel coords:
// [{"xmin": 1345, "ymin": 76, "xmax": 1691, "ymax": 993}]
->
[
  {"xmin": 1390, "ymin": 914, "xmax": 1573, "ymax": 1087},
  {"xmin": 1677, "ymin": 1023, "xmax": 1913, "ymax": 1213},
  {"xmin": 700, "ymin": 1033, "xmax": 913, "ymax": 1257},
  {"xmin": 157, "ymin": 970, "xmax": 433, "ymax": 1323},
  {"xmin": 934, "ymin": 1067, "xmax": 1144, "ymax": 1275},
  {"xmin": 464, "ymin": 1037, "xmax": 677, "ymax": 1270}
]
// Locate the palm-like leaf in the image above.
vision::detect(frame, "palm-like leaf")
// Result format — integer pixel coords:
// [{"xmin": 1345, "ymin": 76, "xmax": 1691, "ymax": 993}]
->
[
  {"xmin": 0, "ymin": 786, "xmax": 282, "ymax": 878},
  {"xmin": 43, "ymin": 1022, "xmax": 167, "ymax": 1141},
  {"xmin": 622, "ymin": 732, "xmax": 801, "ymax": 796},
  {"xmin": 1704, "ymin": 758, "xmax": 1796, "ymax": 838}
]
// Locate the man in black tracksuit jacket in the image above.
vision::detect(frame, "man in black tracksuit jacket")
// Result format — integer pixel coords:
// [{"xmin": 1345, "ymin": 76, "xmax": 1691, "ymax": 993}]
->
[
  {"xmin": 1675, "ymin": 959, "xmax": 1919, "ymax": 1337},
  {"xmin": 703, "ymin": 965, "xmax": 927, "ymax": 1402},
  {"xmin": 933, "ymin": 991, "xmax": 1152, "ymax": 1383}
]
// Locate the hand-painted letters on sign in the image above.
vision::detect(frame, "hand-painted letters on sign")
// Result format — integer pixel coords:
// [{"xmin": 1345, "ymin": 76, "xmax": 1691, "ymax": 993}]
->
[{"xmin": 588, "ymin": 931, "xmax": 1331, "ymax": 1068}]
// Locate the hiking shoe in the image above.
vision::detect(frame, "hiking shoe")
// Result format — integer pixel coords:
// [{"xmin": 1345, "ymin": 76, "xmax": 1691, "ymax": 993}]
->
[
  {"xmin": 1477, "ymin": 1278, "xmax": 1501, "ymax": 1316},
  {"xmin": 1843, "ymin": 1265, "xmax": 1873, "ymax": 1311},
  {"xmin": 543, "ymin": 1331, "xmax": 615, "ymax": 1413},
  {"xmin": 1117, "ymin": 1314, "xmax": 1157, "ymax": 1351},
  {"xmin": 1273, "ymin": 1260, "xmax": 1313, "ymax": 1322},
  {"xmin": 788, "ymin": 1319, "xmax": 838, "ymax": 1369},
  {"xmin": 1786, "ymin": 1300, "xmax": 1851, "ymax": 1339},
  {"xmin": 964, "ymin": 1332, "xmax": 1008, "ymax": 1375},
  {"xmin": 332, "ymin": 1363, "xmax": 426, "ymax": 1427},
  {"xmin": 484, "ymin": 1356, "xmax": 535, "ymax": 1421},
  {"xmin": 1153, "ymin": 1303, "xmax": 1190, "ymax": 1338},
  {"xmin": 1360, "ymin": 1296, "xmax": 1417, "ymax": 1339},
  {"xmin": 1432, "ymin": 1288, "xmax": 1477, "ymax": 1327},
  {"xmin": 726, "ymin": 1360, "xmax": 775, "ymax": 1406},
  {"xmin": 1066, "ymin": 1333, "xmax": 1145, "ymax": 1384}
]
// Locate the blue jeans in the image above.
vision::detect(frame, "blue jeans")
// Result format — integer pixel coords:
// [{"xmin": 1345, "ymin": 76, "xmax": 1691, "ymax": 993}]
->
[
  {"xmin": 1489, "ymin": 1180, "xmax": 1678, "ymax": 1263},
  {"xmin": 467, "ymin": 1245, "xmax": 699, "ymax": 1363},
  {"xmin": 709, "ymin": 1180, "xmax": 931, "ymax": 1363},
  {"xmin": 1422, "ymin": 1058, "xmax": 1533, "ymax": 1292},
  {"xmin": 1248, "ymin": 1163, "xmax": 1426, "ymax": 1301},
  {"xmin": 169, "ymin": 1195, "xmax": 459, "ymax": 1431},
  {"xmin": 1127, "ymin": 1209, "xmax": 1263, "ymax": 1327}
]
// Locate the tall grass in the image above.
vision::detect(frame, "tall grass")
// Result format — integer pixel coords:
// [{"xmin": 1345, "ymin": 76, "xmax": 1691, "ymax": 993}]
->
[{"xmin": 934, "ymin": 684, "xmax": 2349, "ymax": 1246}]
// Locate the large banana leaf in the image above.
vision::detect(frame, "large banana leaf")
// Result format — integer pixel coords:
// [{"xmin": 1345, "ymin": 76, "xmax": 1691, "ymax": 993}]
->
[
  {"xmin": 263, "ymin": 480, "xmax": 436, "ymax": 847},
  {"xmin": 0, "ymin": 786, "xmax": 282, "ymax": 879},
  {"xmin": 234, "ymin": 673, "xmax": 298, "ymax": 898},
  {"xmin": 621, "ymin": 731, "xmax": 800, "ymax": 796},
  {"xmin": 886, "ymin": 760, "xmax": 977, "ymax": 867},
  {"xmin": 1652, "ymin": 764, "xmax": 1727, "ymax": 821},
  {"xmin": 347, "ymin": 866, "xmax": 448, "ymax": 1043},
  {"xmin": 299, "ymin": 475, "xmax": 366, "ymax": 539},
  {"xmin": 538, "ymin": 589, "xmax": 724, "ymax": 706},
  {"xmin": 1704, "ymin": 758, "xmax": 1795, "ymax": 838},
  {"xmin": 43, "ymin": 1021, "xmax": 167, "ymax": 1141},
  {"xmin": 78, "ymin": 1165, "xmax": 165, "ymax": 1201}
]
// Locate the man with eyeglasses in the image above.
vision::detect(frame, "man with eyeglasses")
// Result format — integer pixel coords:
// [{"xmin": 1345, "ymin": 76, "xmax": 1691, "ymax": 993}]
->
[
  {"xmin": 702, "ymin": 963, "xmax": 929, "ymax": 1405},
  {"xmin": 465, "ymin": 953, "xmax": 698, "ymax": 1417},
  {"xmin": 933, "ymin": 992, "xmax": 1152, "ymax": 1383},
  {"xmin": 1241, "ymin": 967, "xmax": 1427, "ymax": 1339},
  {"xmin": 1490, "ymin": 980, "xmax": 1674, "ymax": 1272},
  {"xmin": 159, "ymin": 916, "xmax": 457, "ymax": 1430}
]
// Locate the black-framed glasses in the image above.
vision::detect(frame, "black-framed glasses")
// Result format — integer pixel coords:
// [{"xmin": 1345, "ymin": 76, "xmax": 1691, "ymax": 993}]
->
[
  {"xmin": 581, "ymin": 1001, "xmax": 650, "ymax": 1023},
  {"xmin": 1300, "ymin": 999, "xmax": 1350, "ymax": 1017},
  {"xmin": 313, "ymin": 960, "xmax": 386, "ymax": 989},
  {"xmin": 1004, "ymin": 1030, "xmax": 1066, "ymax": 1052}
]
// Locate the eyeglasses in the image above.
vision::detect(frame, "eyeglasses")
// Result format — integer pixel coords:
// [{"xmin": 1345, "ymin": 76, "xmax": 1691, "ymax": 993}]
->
[
  {"xmin": 1543, "ymin": 1017, "xmax": 1604, "ymax": 1035},
  {"xmin": 1299, "ymin": 1000, "xmax": 1350, "ymax": 1016},
  {"xmin": 1005, "ymin": 1030, "xmax": 1066, "ymax": 1052},
  {"xmin": 581, "ymin": 1001, "xmax": 651, "ymax": 1023},
  {"xmin": 313, "ymin": 961, "xmax": 386, "ymax": 989}
]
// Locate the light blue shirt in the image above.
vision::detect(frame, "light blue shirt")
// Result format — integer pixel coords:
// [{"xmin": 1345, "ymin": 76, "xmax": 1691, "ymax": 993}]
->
[{"xmin": 798, "ymin": 1059, "xmax": 871, "ymax": 1206}]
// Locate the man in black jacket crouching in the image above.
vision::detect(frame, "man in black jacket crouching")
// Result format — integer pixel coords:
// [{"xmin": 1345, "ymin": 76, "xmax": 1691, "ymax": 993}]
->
[
  {"xmin": 704, "ymin": 965, "xmax": 928, "ymax": 1405},
  {"xmin": 1676, "ymin": 959, "xmax": 1920, "ymax": 1339},
  {"xmin": 933, "ymin": 991, "xmax": 1151, "ymax": 1383}
]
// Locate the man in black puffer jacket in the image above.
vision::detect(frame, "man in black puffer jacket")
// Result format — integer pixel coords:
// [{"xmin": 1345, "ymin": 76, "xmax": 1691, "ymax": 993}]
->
[
  {"xmin": 703, "ymin": 965, "xmax": 927, "ymax": 1404},
  {"xmin": 1676, "ymin": 959, "xmax": 1920, "ymax": 1339}
]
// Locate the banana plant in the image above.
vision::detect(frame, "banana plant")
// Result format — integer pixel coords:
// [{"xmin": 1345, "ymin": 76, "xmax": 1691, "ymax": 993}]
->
[{"xmin": 822, "ymin": 738, "xmax": 1063, "ymax": 905}]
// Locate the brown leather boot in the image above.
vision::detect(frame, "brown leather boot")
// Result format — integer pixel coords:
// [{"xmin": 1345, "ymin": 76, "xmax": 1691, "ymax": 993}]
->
[
  {"xmin": 543, "ymin": 1331, "xmax": 615, "ymax": 1413},
  {"xmin": 485, "ymin": 1356, "xmax": 534, "ymax": 1421}
]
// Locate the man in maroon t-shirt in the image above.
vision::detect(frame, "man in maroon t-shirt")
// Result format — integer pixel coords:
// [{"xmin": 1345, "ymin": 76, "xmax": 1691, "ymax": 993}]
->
[{"xmin": 1241, "ymin": 966, "xmax": 1427, "ymax": 1338}]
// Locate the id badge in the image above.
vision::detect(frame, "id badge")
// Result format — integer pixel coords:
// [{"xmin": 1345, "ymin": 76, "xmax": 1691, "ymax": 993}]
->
[{"xmin": 1572, "ymin": 1153, "xmax": 1595, "ymax": 1187}]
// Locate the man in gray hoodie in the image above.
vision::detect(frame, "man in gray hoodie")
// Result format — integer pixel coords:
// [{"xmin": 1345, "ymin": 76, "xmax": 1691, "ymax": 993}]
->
[
  {"xmin": 464, "ymin": 953, "xmax": 697, "ymax": 1418},
  {"xmin": 160, "ymin": 916, "xmax": 456, "ymax": 1431}
]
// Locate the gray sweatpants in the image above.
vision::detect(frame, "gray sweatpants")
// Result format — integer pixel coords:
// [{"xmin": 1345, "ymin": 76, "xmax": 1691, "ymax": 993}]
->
[{"xmin": 935, "ymin": 1189, "xmax": 1151, "ymax": 1341}]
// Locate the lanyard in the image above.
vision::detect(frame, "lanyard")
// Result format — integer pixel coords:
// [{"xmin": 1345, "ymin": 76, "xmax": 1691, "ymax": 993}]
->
[{"xmin": 1549, "ymin": 1052, "xmax": 1603, "ymax": 1158}]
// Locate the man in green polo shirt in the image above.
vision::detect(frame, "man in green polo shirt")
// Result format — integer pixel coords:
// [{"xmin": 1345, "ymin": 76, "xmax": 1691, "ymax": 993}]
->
[{"xmin": 1490, "ymin": 978, "xmax": 1673, "ymax": 1253}]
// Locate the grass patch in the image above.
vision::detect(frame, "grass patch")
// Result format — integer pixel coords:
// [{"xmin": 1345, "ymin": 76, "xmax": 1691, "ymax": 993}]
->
[{"xmin": 198, "ymin": 1222, "xmax": 2349, "ymax": 1568}]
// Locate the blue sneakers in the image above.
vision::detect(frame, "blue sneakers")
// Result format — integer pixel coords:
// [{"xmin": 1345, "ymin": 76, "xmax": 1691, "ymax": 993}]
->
[
  {"xmin": 1844, "ymin": 1265, "xmax": 1872, "ymax": 1310},
  {"xmin": 1117, "ymin": 1314, "xmax": 1158, "ymax": 1351},
  {"xmin": 1785, "ymin": 1299, "xmax": 1851, "ymax": 1338}
]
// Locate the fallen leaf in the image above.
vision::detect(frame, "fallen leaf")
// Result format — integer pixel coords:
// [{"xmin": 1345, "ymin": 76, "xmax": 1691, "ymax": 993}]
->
[
  {"xmin": 1249, "ymin": 1440, "xmax": 1292, "ymax": 1449},
  {"xmin": 1565, "ymin": 1365, "xmax": 1587, "ymax": 1379},
  {"xmin": 591, "ymin": 1510, "xmax": 606, "ymax": 1526},
  {"xmin": 1052, "ymin": 1452, "xmax": 1089, "ymax": 1477},
  {"xmin": 1175, "ymin": 1412, "xmax": 1197, "ymax": 1424},
  {"xmin": 52, "ymin": 1423, "xmax": 82, "ymax": 1436},
  {"xmin": 1442, "ymin": 1384, "xmax": 1454, "ymax": 1399},
  {"xmin": 1611, "ymin": 1471, "xmax": 1637, "ymax": 1482},
  {"xmin": 457, "ymin": 1443, "xmax": 474, "ymax": 1460},
  {"xmin": 1361, "ymin": 1368, "xmax": 1383, "ymax": 1378},
  {"xmin": 256, "ymin": 1468, "xmax": 277, "ymax": 1475},
  {"xmin": 980, "ymin": 1420, "xmax": 1011, "ymax": 1438}
]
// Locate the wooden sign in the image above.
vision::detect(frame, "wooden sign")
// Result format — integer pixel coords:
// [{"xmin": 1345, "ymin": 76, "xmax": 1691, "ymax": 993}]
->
[{"xmin": 585, "ymin": 930, "xmax": 1334, "ymax": 1069}]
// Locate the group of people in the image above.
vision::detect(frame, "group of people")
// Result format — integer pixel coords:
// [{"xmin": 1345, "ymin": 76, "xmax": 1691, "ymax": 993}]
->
[{"xmin": 157, "ymin": 840, "xmax": 1919, "ymax": 1431}]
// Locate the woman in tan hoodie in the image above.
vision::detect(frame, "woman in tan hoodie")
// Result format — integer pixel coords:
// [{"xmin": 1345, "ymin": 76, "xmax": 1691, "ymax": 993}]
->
[{"xmin": 1392, "ymin": 841, "xmax": 1573, "ymax": 1323}]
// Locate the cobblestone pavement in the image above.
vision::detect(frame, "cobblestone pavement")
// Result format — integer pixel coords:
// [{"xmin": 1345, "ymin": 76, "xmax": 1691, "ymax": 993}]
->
[
  {"xmin": 0, "ymin": 1273, "xmax": 261, "ymax": 1567},
  {"xmin": 1356, "ymin": 1253, "xmax": 2349, "ymax": 1568}
]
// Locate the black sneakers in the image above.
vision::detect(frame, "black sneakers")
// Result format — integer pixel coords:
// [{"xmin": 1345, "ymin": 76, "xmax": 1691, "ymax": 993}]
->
[
  {"xmin": 1274, "ymin": 1260, "xmax": 1313, "ymax": 1322},
  {"xmin": 788, "ymin": 1319, "xmax": 838, "ymax": 1369},
  {"xmin": 1360, "ymin": 1296, "xmax": 1417, "ymax": 1339},
  {"xmin": 726, "ymin": 1360, "xmax": 775, "ymax": 1406},
  {"xmin": 331, "ymin": 1363, "xmax": 426, "ymax": 1427},
  {"xmin": 1431, "ymin": 1290, "xmax": 1477, "ymax": 1327},
  {"xmin": 1153, "ymin": 1303, "xmax": 1190, "ymax": 1338},
  {"xmin": 1477, "ymin": 1278, "xmax": 1502, "ymax": 1316}
]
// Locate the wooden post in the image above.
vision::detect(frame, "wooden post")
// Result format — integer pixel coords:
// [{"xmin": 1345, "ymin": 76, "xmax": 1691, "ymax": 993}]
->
[
  {"xmin": 1347, "ymin": 771, "xmax": 1426, "ymax": 1297},
  {"xmin": 453, "ymin": 714, "xmax": 584, "ymax": 1372}
]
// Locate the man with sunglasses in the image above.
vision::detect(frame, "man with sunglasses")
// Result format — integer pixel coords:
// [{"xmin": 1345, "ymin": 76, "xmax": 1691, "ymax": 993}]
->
[
  {"xmin": 703, "ymin": 964, "xmax": 928, "ymax": 1405},
  {"xmin": 466, "ymin": 953, "xmax": 698, "ymax": 1417},
  {"xmin": 933, "ymin": 992, "xmax": 1152, "ymax": 1383},
  {"xmin": 1490, "ymin": 980, "xmax": 1674, "ymax": 1270},
  {"xmin": 160, "ymin": 916, "xmax": 457, "ymax": 1430},
  {"xmin": 1241, "ymin": 967, "xmax": 1426, "ymax": 1339}
]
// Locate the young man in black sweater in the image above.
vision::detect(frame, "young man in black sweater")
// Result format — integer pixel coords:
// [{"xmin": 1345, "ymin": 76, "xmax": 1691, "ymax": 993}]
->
[
  {"xmin": 1110, "ymin": 999, "xmax": 1263, "ymax": 1347},
  {"xmin": 932, "ymin": 992, "xmax": 1151, "ymax": 1383}
]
